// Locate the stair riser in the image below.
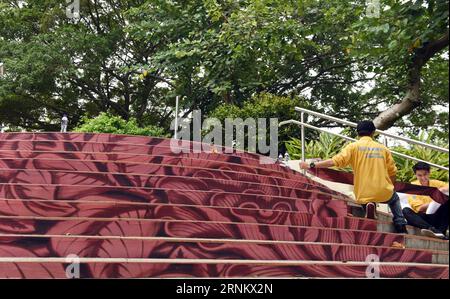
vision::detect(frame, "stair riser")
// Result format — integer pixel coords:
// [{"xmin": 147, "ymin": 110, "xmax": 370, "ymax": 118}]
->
[
  {"xmin": 0, "ymin": 262, "xmax": 447, "ymax": 279},
  {"xmin": 0, "ymin": 185, "xmax": 347, "ymax": 217},
  {"xmin": 0, "ymin": 132, "xmax": 159, "ymax": 144},
  {"xmin": 4, "ymin": 212, "xmax": 442, "ymax": 254},
  {"xmin": 0, "ymin": 150, "xmax": 289, "ymax": 174},
  {"xmin": 0, "ymin": 140, "xmax": 268, "ymax": 168},
  {"xmin": 0, "ymin": 219, "xmax": 401, "ymax": 247},
  {"xmin": 0, "ymin": 159, "xmax": 342, "ymax": 196},
  {"xmin": 405, "ymin": 237, "xmax": 449, "ymax": 252},
  {"xmin": 377, "ymin": 222, "xmax": 423, "ymax": 236},
  {"xmin": 0, "ymin": 156, "xmax": 301, "ymax": 180},
  {"xmin": 0, "ymin": 200, "xmax": 348, "ymax": 221},
  {"xmin": 0, "ymin": 170, "xmax": 339, "ymax": 199},
  {"xmin": 0, "ymin": 238, "xmax": 436, "ymax": 264}
]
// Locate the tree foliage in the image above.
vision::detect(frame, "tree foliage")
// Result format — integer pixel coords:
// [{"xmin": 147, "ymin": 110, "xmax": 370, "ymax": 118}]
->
[
  {"xmin": 0, "ymin": 0, "xmax": 448, "ymax": 138},
  {"xmin": 349, "ymin": 0, "xmax": 449, "ymax": 133},
  {"xmin": 209, "ymin": 93, "xmax": 312, "ymax": 152}
]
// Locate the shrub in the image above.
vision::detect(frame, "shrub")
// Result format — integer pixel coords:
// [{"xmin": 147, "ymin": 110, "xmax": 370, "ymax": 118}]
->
[{"xmin": 74, "ymin": 112, "xmax": 168, "ymax": 137}]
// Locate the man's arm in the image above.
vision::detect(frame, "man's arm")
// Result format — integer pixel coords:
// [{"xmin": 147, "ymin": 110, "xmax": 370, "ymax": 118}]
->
[
  {"xmin": 299, "ymin": 144, "xmax": 353, "ymax": 170},
  {"xmin": 300, "ymin": 159, "xmax": 335, "ymax": 170}
]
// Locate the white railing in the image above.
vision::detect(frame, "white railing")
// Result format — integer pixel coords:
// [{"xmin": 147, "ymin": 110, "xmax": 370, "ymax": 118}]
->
[{"xmin": 279, "ymin": 107, "xmax": 449, "ymax": 172}]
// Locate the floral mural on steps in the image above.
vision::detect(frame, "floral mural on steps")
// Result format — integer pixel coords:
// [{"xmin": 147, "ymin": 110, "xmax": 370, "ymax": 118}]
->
[{"xmin": 0, "ymin": 133, "xmax": 447, "ymax": 278}]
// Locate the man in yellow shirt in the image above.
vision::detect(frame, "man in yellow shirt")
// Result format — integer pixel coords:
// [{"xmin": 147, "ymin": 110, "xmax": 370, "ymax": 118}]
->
[
  {"xmin": 300, "ymin": 121, "xmax": 408, "ymax": 234},
  {"xmin": 402, "ymin": 162, "xmax": 448, "ymax": 239}
]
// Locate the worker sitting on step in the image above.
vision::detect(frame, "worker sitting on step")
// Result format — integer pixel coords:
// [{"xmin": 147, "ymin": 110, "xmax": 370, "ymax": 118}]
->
[
  {"xmin": 402, "ymin": 162, "xmax": 449, "ymax": 240},
  {"xmin": 300, "ymin": 121, "xmax": 408, "ymax": 234}
]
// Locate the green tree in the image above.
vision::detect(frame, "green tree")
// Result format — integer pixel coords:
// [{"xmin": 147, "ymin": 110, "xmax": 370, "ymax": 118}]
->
[
  {"xmin": 208, "ymin": 93, "xmax": 313, "ymax": 152},
  {"xmin": 0, "ymin": 0, "xmax": 177, "ymax": 131},
  {"xmin": 0, "ymin": 0, "xmax": 448, "ymax": 138},
  {"xmin": 348, "ymin": 0, "xmax": 449, "ymax": 132}
]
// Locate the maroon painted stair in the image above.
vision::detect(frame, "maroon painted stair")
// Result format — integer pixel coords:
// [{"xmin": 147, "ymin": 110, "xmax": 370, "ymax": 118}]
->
[{"xmin": 0, "ymin": 132, "xmax": 448, "ymax": 279}]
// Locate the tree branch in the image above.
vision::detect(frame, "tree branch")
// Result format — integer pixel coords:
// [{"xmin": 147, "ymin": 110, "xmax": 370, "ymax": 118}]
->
[{"xmin": 373, "ymin": 30, "xmax": 449, "ymax": 130}]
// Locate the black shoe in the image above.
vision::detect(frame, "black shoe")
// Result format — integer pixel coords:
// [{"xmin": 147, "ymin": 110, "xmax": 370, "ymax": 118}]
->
[
  {"xmin": 421, "ymin": 227, "xmax": 446, "ymax": 239},
  {"xmin": 365, "ymin": 202, "xmax": 377, "ymax": 220},
  {"xmin": 394, "ymin": 225, "xmax": 408, "ymax": 234}
]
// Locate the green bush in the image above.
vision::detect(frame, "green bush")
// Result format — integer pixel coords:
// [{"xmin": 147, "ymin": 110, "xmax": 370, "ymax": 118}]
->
[
  {"xmin": 286, "ymin": 133, "xmax": 347, "ymax": 161},
  {"xmin": 285, "ymin": 132, "xmax": 353, "ymax": 172},
  {"xmin": 74, "ymin": 112, "xmax": 168, "ymax": 137}
]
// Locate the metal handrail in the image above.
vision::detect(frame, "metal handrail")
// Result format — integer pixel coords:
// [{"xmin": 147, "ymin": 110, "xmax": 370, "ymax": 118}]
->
[
  {"xmin": 294, "ymin": 107, "xmax": 449, "ymax": 153},
  {"xmin": 279, "ymin": 117, "xmax": 449, "ymax": 172}
]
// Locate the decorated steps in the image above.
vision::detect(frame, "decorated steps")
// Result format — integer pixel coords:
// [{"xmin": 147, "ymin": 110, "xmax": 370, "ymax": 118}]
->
[
  {"xmin": 0, "ymin": 158, "xmax": 338, "ymax": 191},
  {"xmin": 0, "ymin": 199, "xmax": 369, "ymax": 228},
  {"xmin": 0, "ymin": 140, "xmax": 273, "ymax": 168},
  {"xmin": 0, "ymin": 259, "xmax": 448, "ymax": 279},
  {"xmin": 0, "ymin": 170, "xmax": 343, "ymax": 199},
  {"xmin": 0, "ymin": 200, "xmax": 446, "ymax": 251},
  {"xmin": 0, "ymin": 215, "xmax": 445, "ymax": 252},
  {"xmin": 1, "ymin": 218, "xmax": 448, "ymax": 260},
  {"xmin": 0, "ymin": 184, "xmax": 346, "ymax": 216},
  {"xmin": 0, "ymin": 132, "xmax": 448, "ymax": 279},
  {"xmin": 0, "ymin": 235, "xmax": 447, "ymax": 264}
]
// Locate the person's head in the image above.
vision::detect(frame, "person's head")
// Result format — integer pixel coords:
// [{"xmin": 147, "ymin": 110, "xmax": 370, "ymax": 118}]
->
[
  {"xmin": 413, "ymin": 162, "xmax": 431, "ymax": 185},
  {"xmin": 356, "ymin": 121, "xmax": 376, "ymax": 137}
]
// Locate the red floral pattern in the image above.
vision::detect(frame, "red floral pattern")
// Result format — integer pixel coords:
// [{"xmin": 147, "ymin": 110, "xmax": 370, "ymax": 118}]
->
[{"xmin": 0, "ymin": 133, "xmax": 447, "ymax": 278}]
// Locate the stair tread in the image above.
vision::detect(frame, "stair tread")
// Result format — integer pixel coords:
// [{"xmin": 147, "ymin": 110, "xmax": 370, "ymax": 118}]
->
[{"xmin": 0, "ymin": 257, "xmax": 447, "ymax": 267}]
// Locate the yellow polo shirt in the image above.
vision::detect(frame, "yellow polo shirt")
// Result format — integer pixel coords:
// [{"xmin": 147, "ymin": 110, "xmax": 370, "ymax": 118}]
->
[
  {"xmin": 407, "ymin": 180, "xmax": 448, "ymax": 213},
  {"xmin": 332, "ymin": 136, "xmax": 397, "ymax": 204}
]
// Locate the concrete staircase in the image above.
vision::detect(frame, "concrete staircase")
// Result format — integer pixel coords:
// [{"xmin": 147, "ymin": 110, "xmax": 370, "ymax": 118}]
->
[{"xmin": 0, "ymin": 132, "xmax": 447, "ymax": 278}]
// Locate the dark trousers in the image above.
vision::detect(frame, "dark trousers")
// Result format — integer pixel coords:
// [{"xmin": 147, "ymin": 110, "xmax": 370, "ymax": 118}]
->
[
  {"xmin": 363, "ymin": 192, "xmax": 407, "ymax": 226},
  {"xmin": 402, "ymin": 200, "xmax": 449, "ymax": 232}
]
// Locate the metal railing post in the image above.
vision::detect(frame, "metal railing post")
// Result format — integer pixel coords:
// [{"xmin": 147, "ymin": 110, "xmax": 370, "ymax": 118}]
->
[
  {"xmin": 301, "ymin": 112, "xmax": 305, "ymax": 163},
  {"xmin": 294, "ymin": 107, "xmax": 449, "ymax": 154},
  {"xmin": 174, "ymin": 96, "xmax": 179, "ymax": 139}
]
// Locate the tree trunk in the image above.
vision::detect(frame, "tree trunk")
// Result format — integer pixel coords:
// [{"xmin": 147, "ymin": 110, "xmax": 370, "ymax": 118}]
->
[
  {"xmin": 373, "ymin": 30, "xmax": 449, "ymax": 130},
  {"xmin": 373, "ymin": 64, "xmax": 421, "ymax": 130}
]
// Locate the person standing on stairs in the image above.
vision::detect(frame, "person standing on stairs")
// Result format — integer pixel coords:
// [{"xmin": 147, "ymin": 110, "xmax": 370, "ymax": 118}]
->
[
  {"xmin": 402, "ymin": 162, "xmax": 449, "ymax": 239},
  {"xmin": 299, "ymin": 120, "xmax": 408, "ymax": 234},
  {"xmin": 61, "ymin": 113, "xmax": 69, "ymax": 133}
]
